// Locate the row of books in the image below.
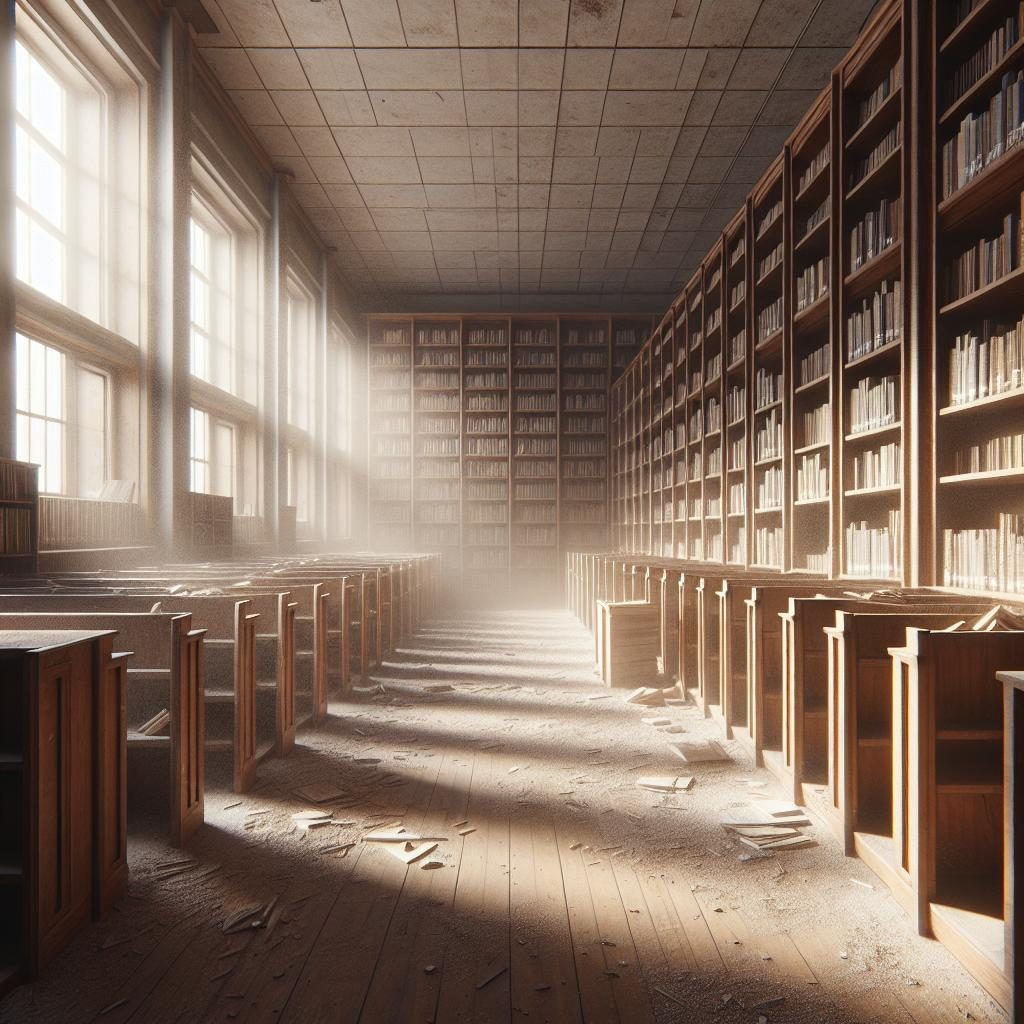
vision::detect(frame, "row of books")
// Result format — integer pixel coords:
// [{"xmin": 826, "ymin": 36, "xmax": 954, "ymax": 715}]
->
[
  {"xmin": 563, "ymin": 414, "xmax": 606, "ymax": 433},
  {"xmin": 849, "ymin": 122, "xmax": 902, "ymax": 191},
  {"xmin": 465, "ymin": 350, "xmax": 508, "ymax": 367},
  {"xmin": 515, "ymin": 504, "xmax": 556, "ymax": 523},
  {"xmin": 373, "ymin": 481, "xmax": 410, "ymax": 500},
  {"xmin": 757, "ymin": 297, "xmax": 783, "ymax": 342},
  {"xmin": 942, "ymin": 513, "xmax": 1024, "ymax": 593},
  {"xmin": 514, "ymin": 457, "xmax": 555, "ymax": 476},
  {"xmin": 706, "ymin": 351, "xmax": 722, "ymax": 384},
  {"xmin": 800, "ymin": 342, "xmax": 830, "ymax": 385},
  {"xmin": 372, "ymin": 415, "xmax": 410, "ymax": 434},
  {"xmin": 754, "ymin": 525, "xmax": 784, "ymax": 567},
  {"xmin": 418, "ymin": 504, "xmax": 459, "ymax": 523},
  {"xmin": 947, "ymin": 318, "xmax": 1024, "ymax": 404},
  {"xmin": 944, "ymin": 11, "xmax": 1021, "ymax": 108},
  {"xmin": 562, "ymin": 459, "xmax": 605, "ymax": 478},
  {"xmin": 797, "ymin": 451, "xmax": 829, "ymax": 502},
  {"xmin": 563, "ymin": 505, "xmax": 605, "ymax": 524},
  {"xmin": 796, "ymin": 256, "xmax": 829, "ymax": 311},
  {"xmin": 563, "ymin": 481, "xmax": 605, "ymax": 500},
  {"xmin": 802, "ymin": 403, "xmax": 831, "ymax": 448},
  {"xmin": 417, "ymin": 415, "xmax": 460, "ymax": 432},
  {"xmin": 729, "ymin": 529, "xmax": 747, "ymax": 565},
  {"xmin": 416, "ymin": 482, "xmax": 458, "ymax": 500},
  {"xmin": 514, "ymin": 482, "xmax": 554, "ymax": 499},
  {"xmin": 374, "ymin": 327, "xmax": 407, "ymax": 345},
  {"xmin": 371, "ymin": 504, "xmax": 411, "ymax": 523},
  {"xmin": 563, "ymin": 351, "xmax": 607, "ymax": 369},
  {"xmin": 564, "ymin": 327, "xmax": 606, "ymax": 346},
  {"xmin": 730, "ymin": 280, "xmax": 746, "ymax": 308},
  {"xmin": 952, "ymin": 431, "xmax": 1024, "ymax": 474},
  {"xmin": 466, "ymin": 394, "xmax": 507, "ymax": 412},
  {"xmin": 0, "ymin": 506, "xmax": 34, "ymax": 554},
  {"xmin": 466, "ymin": 327, "xmax": 507, "ymax": 346},
  {"xmin": 514, "ymin": 350, "xmax": 556, "ymax": 367},
  {"xmin": 755, "ymin": 409, "xmax": 783, "ymax": 461},
  {"xmin": 564, "ymin": 393, "xmax": 605, "ymax": 411},
  {"xmin": 754, "ymin": 367, "xmax": 782, "ymax": 409},
  {"xmin": 756, "ymin": 197, "xmax": 784, "ymax": 239},
  {"xmin": 415, "ymin": 372, "xmax": 459, "ymax": 389},
  {"xmin": 758, "ymin": 242, "xmax": 784, "ymax": 281},
  {"xmin": 706, "ymin": 397, "xmax": 722, "ymax": 434},
  {"xmin": 467, "ymin": 481, "xmax": 507, "ymax": 499},
  {"xmin": 849, "ymin": 375, "xmax": 898, "ymax": 434},
  {"xmin": 726, "ymin": 386, "xmax": 745, "ymax": 425},
  {"xmin": 855, "ymin": 57, "xmax": 902, "ymax": 130},
  {"xmin": 416, "ymin": 460, "xmax": 460, "ymax": 478},
  {"xmin": 465, "ymin": 371, "xmax": 506, "ymax": 389},
  {"xmin": 373, "ymin": 439, "xmax": 411, "ymax": 457},
  {"xmin": 798, "ymin": 142, "xmax": 831, "ymax": 195},
  {"xmin": 514, "ymin": 526, "xmax": 557, "ymax": 546},
  {"xmin": 728, "ymin": 482, "xmax": 746, "ymax": 515},
  {"xmin": 802, "ymin": 197, "xmax": 829, "ymax": 241},
  {"xmin": 846, "ymin": 280, "xmax": 902, "ymax": 361},
  {"xmin": 373, "ymin": 393, "xmax": 411, "ymax": 411},
  {"xmin": 465, "ymin": 461, "xmax": 508, "ymax": 478},
  {"xmin": 850, "ymin": 442, "xmax": 901, "ymax": 490},
  {"xmin": 850, "ymin": 198, "xmax": 899, "ymax": 269},
  {"xmin": 729, "ymin": 437, "xmax": 746, "ymax": 471},
  {"xmin": 941, "ymin": 71, "xmax": 1024, "ymax": 200},
  {"xmin": 563, "ymin": 438, "xmax": 605, "ymax": 455},
  {"xmin": 466, "ymin": 505, "xmax": 507, "ymax": 523},
  {"xmin": 514, "ymin": 437, "xmax": 556, "ymax": 456},
  {"xmin": 465, "ymin": 438, "xmax": 508, "ymax": 456},
  {"xmin": 944, "ymin": 209, "xmax": 1020, "ymax": 301},
  {"xmin": 416, "ymin": 351, "xmax": 458, "ymax": 367},
  {"xmin": 845, "ymin": 511, "xmax": 902, "ymax": 578},
  {"xmin": 418, "ymin": 439, "xmax": 459, "ymax": 456},
  {"xmin": 515, "ymin": 327, "xmax": 554, "ymax": 346},
  {"xmin": 756, "ymin": 464, "xmax": 783, "ymax": 510},
  {"xmin": 729, "ymin": 330, "xmax": 747, "ymax": 365},
  {"xmin": 514, "ymin": 415, "xmax": 556, "ymax": 434},
  {"xmin": 416, "ymin": 394, "xmax": 458, "ymax": 411},
  {"xmin": 415, "ymin": 326, "xmax": 459, "ymax": 347}
]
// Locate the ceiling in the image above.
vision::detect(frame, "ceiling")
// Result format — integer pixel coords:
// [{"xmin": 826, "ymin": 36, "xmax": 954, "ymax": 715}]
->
[{"xmin": 195, "ymin": 0, "xmax": 879, "ymax": 314}]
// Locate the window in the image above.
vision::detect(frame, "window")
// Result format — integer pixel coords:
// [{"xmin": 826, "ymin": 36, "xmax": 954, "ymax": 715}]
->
[
  {"xmin": 287, "ymin": 445, "xmax": 310, "ymax": 524},
  {"xmin": 14, "ymin": 35, "xmax": 102, "ymax": 323},
  {"xmin": 77, "ymin": 367, "xmax": 109, "ymax": 496},
  {"xmin": 16, "ymin": 335, "xmax": 66, "ymax": 494},
  {"xmin": 190, "ymin": 407, "xmax": 236, "ymax": 502},
  {"xmin": 286, "ymin": 279, "xmax": 315, "ymax": 432},
  {"xmin": 190, "ymin": 198, "xmax": 236, "ymax": 393}
]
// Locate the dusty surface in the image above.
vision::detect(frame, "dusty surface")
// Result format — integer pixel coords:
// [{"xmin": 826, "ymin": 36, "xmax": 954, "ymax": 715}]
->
[{"xmin": 0, "ymin": 608, "xmax": 1006, "ymax": 1023}]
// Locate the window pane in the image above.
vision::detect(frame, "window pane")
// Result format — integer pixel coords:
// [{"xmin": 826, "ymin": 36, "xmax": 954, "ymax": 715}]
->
[
  {"xmin": 77, "ymin": 369, "xmax": 108, "ymax": 496},
  {"xmin": 29, "ymin": 53, "xmax": 64, "ymax": 151},
  {"xmin": 45, "ymin": 419, "xmax": 63, "ymax": 492},
  {"xmin": 30, "ymin": 139, "xmax": 63, "ymax": 229}
]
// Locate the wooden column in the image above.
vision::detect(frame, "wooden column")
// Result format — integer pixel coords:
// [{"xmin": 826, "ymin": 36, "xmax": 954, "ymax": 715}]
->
[
  {"xmin": 0, "ymin": 3, "xmax": 14, "ymax": 459},
  {"xmin": 318, "ymin": 250, "xmax": 330, "ymax": 542},
  {"xmin": 152, "ymin": 11, "xmax": 192, "ymax": 551}
]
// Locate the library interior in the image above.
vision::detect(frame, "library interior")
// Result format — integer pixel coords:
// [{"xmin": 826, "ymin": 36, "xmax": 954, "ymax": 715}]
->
[{"xmin": 1, "ymin": 0, "xmax": 1024, "ymax": 1021}]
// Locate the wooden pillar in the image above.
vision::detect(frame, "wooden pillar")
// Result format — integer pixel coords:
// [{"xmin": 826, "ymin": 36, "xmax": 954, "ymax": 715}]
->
[
  {"xmin": 0, "ymin": 3, "xmax": 14, "ymax": 459},
  {"xmin": 267, "ymin": 175, "xmax": 286, "ymax": 546},
  {"xmin": 152, "ymin": 11, "xmax": 192, "ymax": 551}
]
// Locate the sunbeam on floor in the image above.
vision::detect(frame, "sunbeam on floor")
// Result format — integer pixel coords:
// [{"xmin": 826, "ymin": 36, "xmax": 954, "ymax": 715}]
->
[{"xmin": 0, "ymin": 609, "xmax": 1006, "ymax": 1024}]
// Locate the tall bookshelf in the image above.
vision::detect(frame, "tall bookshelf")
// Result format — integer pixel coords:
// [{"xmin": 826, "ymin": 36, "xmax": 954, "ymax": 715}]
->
[
  {"xmin": 462, "ymin": 318, "xmax": 511, "ymax": 598},
  {"xmin": 368, "ymin": 320, "xmax": 413, "ymax": 550},
  {"xmin": 703, "ymin": 246, "xmax": 726, "ymax": 565},
  {"xmin": 0, "ymin": 459, "xmax": 38, "ymax": 575},
  {"xmin": 751, "ymin": 156, "xmax": 787, "ymax": 571},
  {"xmin": 789, "ymin": 88, "xmax": 835, "ymax": 575},
  {"xmin": 932, "ymin": 0, "xmax": 1024, "ymax": 597},
  {"xmin": 366, "ymin": 313, "xmax": 649, "ymax": 597},
  {"xmin": 511, "ymin": 320, "xmax": 559, "ymax": 596},
  {"xmin": 838, "ymin": 3, "xmax": 907, "ymax": 582},
  {"xmin": 413, "ymin": 318, "xmax": 462, "ymax": 575},
  {"xmin": 559, "ymin": 319, "xmax": 610, "ymax": 557},
  {"xmin": 725, "ymin": 209, "xmax": 751, "ymax": 568},
  {"xmin": 608, "ymin": 0, "xmax": 1024, "ymax": 603}
]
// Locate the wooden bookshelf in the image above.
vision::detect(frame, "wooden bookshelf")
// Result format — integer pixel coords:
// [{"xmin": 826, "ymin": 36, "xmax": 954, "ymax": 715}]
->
[
  {"xmin": 511, "ymin": 320, "xmax": 558, "ymax": 596},
  {"xmin": 608, "ymin": 0, "xmax": 1024, "ymax": 602},
  {"xmin": 367, "ymin": 314, "xmax": 649, "ymax": 597},
  {"xmin": 931, "ymin": 0, "xmax": 1024, "ymax": 598},
  {"xmin": 789, "ymin": 88, "xmax": 836, "ymax": 576},
  {"xmin": 412, "ymin": 318, "xmax": 462, "ymax": 577},
  {"xmin": 462, "ymin": 317, "xmax": 511, "ymax": 599},
  {"xmin": 0, "ymin": 459, "xmax": 38, "ymax": 575},
  {"xmin": 368, "ymin": 318, "xmax": 414, "ymax": 551}
]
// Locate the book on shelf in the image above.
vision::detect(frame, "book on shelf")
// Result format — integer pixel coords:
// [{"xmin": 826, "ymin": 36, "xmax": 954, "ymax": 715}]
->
[
  {"xmin": 756, "ymin": 464, "xmax": 783, "ymax": 510},
  {"xmin": 756, "ymin": 197, "xmax": 783, "ymax": 239},
  {"xmin": 851, "ymin": 198, "xmax": 900, "ymax": 268},
  {"xmin": 943, "ymin": 512, "xmax": 1024, "ymax": 593},
  {"xmin": 729, "ymin": 437, "xmax": 745, "ymax": 470},
  {"xmin": 728, "ymin": 330, "xmax": 747, "ymax": 364},
  {"xmin": 943, "ymin": 206, "xmax": 1021, "ymax": 301},
  {"xmin": 706, "ymin": 445, "xmax": 722, "ymax": 475},
  {"xmin": 942, "ymin": 71, "xmax": 1024, "ymax": 199},
  {"xmin": 796, "ymin": 256, "xmax": 830, "ymax": 311},
  {"xmin": 802, "ymin": 403, "xmax": 831, "ymax": 447},
  {"xmin": 754, "ymin": 525, "xmax": 783, "ymax": 567},
  {"xmin": 848, "ymin": 123, "xmax": 902, "ymax": 190},
  {"xmin": 945, "ymin": 11, "xmax": 1022, "ymax": 108},
  {"xmin": 417, "ymin": 438, "xmax": 459, "ymax": 456},
  {"xmin": 515, "ymin": 326, "xmax": 554, "ymax": 345},
  {"xmin": 416, "ymin": 459, "xmax": 460, "ymax": 479},
  {"xmin": 755, "ymin": 408, "xmax": 783, "ymax": 461},
  {"xmin": 757, "ymin": 241, "xmax": 784, "ymax": 280},
  {"xmin": 464, "ymin": 371, "xmax": 507, "ymax": 389},
  {"xmin": 465, "ymin": 349, "xmax": 508, "ymax": 367},
  {"xmin": 845, "ymin": 511, "xmax": 902, "ymax": 578},
  {"xmin": 415, "ymin": 371, "xmax": 459, "ymax": 389},
  {"xmin": 846, "ymin": 280, "xmax": 902, "ymax": 360},
  {"xmin": 800, "ymin": 343, "xmax": 831, "ymax": 384},
  {"xmin": 855, "ymin": 56, "xmax": 903, "ymax": 129},
  {"xmin": 947, "ymin": 316, "xmax": 1024, "ymax": 404},
  {"xmin": 726, "ymin": 385, "xmax": 745, "ymax": 425},
  {"xmin": 375, "ymin": 327, "xmax": 409, "ymax": 345},
  {"xmin": 797, "ymin": 143, "xmax": 831, "ymax": 193},
  {"xmin": 464, "ymin": 459, "xmax": 508, "ymax": 478},
  {"xmin": 514, "ymin": 481, "xmax": 555, "ymax": 500},
  {"xmin": 371, "ymin": 350, "xmax": 411, "ymax": 368},
  {"xmin": 796, "ymin": 452, "xmax": 829, "ymax": 501},
  {"xmin": 513, "ymin": 436, "xmax": 556, "ymax": 455},
  {"xmin": 728, "ymin": 482, "xmax": 746, "ymax": 515},
  {"xmin": 564, "ymin": 326, "xmax": 607, "ymax": 345},
  {"xmin": 466, "ymin": 325, "xmax": 508, "ymax": 346},
  {"xmin": 757, "ymin": 297, "xmax": 783, "ymax": 341},
  {"xmin": 849, "ymin": 375, "xmax": 899, "ymax": 433},
  {"xmin": 415, "ymin": 325, "xmax": 459, "ymax": 346},
  {"xmin": 953, "ymin": 430, "xmax": 1024, "ymax": 474},
  {"xmin": 851, "ymin": 442, "xmax": 901, "ymax": 489},
  {"xmin": 754, "ymin": 367, "xmax": 782, "ymax": 409}
]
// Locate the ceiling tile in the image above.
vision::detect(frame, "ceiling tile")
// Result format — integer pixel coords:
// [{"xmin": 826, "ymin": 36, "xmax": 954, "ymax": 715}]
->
[
  {"xmin": 465, "ymin": 91, "xmax": 519, "ymax": 126},
  {"xmin": 247, "ymin": 48, "xmax": 308, "ymax": 89},
  {"xmin": 356, "ymin": 49, "xmax": 462, "ymax": 90},
  {"xmin": 567, "ymin": 0, "xmax": 625, "ymax": 47},
  {"xmin": 609, "ymin": 49, "xmax": 683, "ymax": 90},
  {"xmin": 454, "ymin": 0, "xmax": 518, "ymax": 45},
  {"xmin": 519, "ymin": 0, "xmax": 571, "ymax": 46},
  {"xmin": 369, "ymin": 90, "xmax": 466, "ymax": 126},
  {"xmin": 271, "ymin": 90, "xmax": 327, "ymax": 126},
  {"xmin": 419, "ymin": 157, "xmax": 475, "ymax": 183},
  {"xmin": 216, "ymin": 0, "xmax": 289, "ymax": 46},
  {"xmin": 397, "ymin": 0, "xmax": 460, "ymax": 46},
  {"xmin": 316, "ymin": 91, "xmax": 376, "ymax": 126},
  {"xmin": 518, "ymin": 50, "xmax": 565, "ymax": 89},
  {"xmin": 602, "ymin": 91, "xmax": 690, "ymax": 127},
  {"xmin": 340, "ymin": 0, "xmax": 406, "ymax": 45},
  {"xmin": 275, "ymin": 0, "xmax": 352, "ymax": 46},
  {"xmin": 331, "ymin": 127, "xmax": 414, "ymax": 155},
  {"xmin": 346, "ymin": 156, "xmax": 423, "ymax": 183},
  {"xmin": 411, "ymin": 127, "xmax": 471, "ymax": 156},
  {"xmin": 201, "ymin": 48, "xmax": 261, "ymax": 89},
  {"xmin": 296, "ymin": 49, "xmax": 364, "ymax": 90},
  {"xmin": 563, "ymin": 49, "xmax": 614, "ymax": 90},
  {"xmin": 461, "ymin": 50, "xmax": 518, "ymax": 90}
]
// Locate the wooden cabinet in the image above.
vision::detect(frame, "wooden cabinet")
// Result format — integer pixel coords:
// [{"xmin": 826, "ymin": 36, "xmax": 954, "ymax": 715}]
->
[{"xmin": 0, "ymin": 629, "xmax": 128, "ymax": 996}]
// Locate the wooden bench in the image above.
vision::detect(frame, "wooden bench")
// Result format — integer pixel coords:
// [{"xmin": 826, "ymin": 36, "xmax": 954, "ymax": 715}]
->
[
  {"xmin": 874, "ymin": 628, "xmax": 1024, "ymax": 1015},
  {"xmin": 0, "ymin": 592, "xmax": 274, "ymax": 793},
  {"xmin": 0, "ymin": 611, "xmax": 205, "ymax": 847},
  {"xmin": 823, "ymin": 606, "xmax": 994, "ymax": 852},
  {"xmin": 0, "ymin": 629, "xmax": 129, "ymax": 995}
]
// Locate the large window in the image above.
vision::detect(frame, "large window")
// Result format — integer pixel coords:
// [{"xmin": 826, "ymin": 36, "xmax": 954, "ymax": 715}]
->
[
  {"xmin": 190, "ymin": 199, "xmax": 236, "ymax": 392},
  {"xmin": 190, "ymin": 406, "xmax": 235, "ymax": 500},
  {"xmin": 285, "ymin": 275, "xmax": 317, "ymax": 527},
  {"xmin": 15, "ymin": 333, "xmax": 110, "ymax": 496}
]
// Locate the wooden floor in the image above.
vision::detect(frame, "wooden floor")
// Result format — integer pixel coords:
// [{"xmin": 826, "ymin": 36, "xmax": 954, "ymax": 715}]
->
[{"xmin": 0, "ymin": 608, "xmax": 1008, "ymax": 1023}]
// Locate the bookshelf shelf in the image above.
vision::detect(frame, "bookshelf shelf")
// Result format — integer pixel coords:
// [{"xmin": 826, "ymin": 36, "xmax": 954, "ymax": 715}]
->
[
  {"xmin": 846, "ymin": 144, "xmax": 902, "ymax": 203},
  {"xmin": 938, "ymin": 267, "xmax": 1024, "ymax": 317},
  {"xmin": 939, "ymin": 37, "xmax": 1024, "ymax": 127},
  {"xmin": 845, "ymin": 86, "xmax": 902, "ymax": 152}
]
